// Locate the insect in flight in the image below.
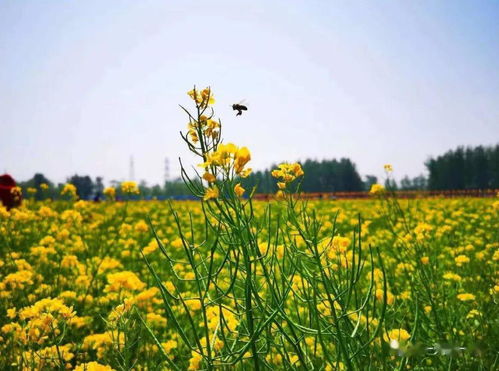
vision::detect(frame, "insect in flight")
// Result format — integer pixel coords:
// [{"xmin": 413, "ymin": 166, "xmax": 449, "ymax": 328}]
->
[{"xmin": 232, "ymin": 100, "xmax": 248, "ymax": 116}]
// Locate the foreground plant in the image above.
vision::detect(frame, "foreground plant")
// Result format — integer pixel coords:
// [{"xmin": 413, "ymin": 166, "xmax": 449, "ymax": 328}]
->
[{"xmin": 138, "ymin": 87, "xmax": 388, "ymax": 370}]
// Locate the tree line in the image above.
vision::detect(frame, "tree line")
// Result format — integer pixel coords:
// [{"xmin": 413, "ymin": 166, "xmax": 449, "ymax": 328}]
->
[
  {"xmin": 16, "ymin": 160, "xmax": 423, "ymax": 200},
  {"xmin": 14, "ymin": 144, "xmax": 498, "ymax": 200},
  {"xmin": 426, "ymin": 144, "xmax": 499, "ymax": 190}
]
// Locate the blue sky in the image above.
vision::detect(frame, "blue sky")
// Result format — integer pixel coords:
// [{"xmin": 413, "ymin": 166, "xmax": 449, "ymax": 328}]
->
[{"xmin": 1, "ymin": 0, "xmax": 498, "ymax": 185}]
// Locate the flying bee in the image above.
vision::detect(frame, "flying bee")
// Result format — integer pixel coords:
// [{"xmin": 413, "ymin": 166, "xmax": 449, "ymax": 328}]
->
[{"xmin": 232, "ymin": 101, "xmax": 248, "ymax": 116}]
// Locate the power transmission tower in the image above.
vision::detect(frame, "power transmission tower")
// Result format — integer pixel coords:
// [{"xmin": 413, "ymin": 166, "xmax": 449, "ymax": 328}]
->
[{"xmin": 129, "ymin": 156, "xmax": 135, "ymax": 181}]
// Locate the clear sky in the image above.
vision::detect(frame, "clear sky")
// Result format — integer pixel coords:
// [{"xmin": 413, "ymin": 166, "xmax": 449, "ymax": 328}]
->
[{"xmin": 1, "ymin": 0, "xmax": 498, "ymax": 186}]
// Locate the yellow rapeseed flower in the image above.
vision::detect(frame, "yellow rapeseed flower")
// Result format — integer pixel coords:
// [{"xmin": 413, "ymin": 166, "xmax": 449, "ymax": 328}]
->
[
  {"xmin": 103, "ymin": 187, "xmax": 116, "ymax": 200},
  {"xmin": 384, "ymin": 328, "xmax": 410, "ymax": 343},
  {"xmin": 369, "ymin": 184, "xmax": 385, "ymax": 195},
  {"xmin": 61, "ymin": 184, "xmax": 77, "ymax": 199},
  {"xmin": 455, "ymin": 255, "xmax": 470, "ymax": 267},
  {"xmin": 443, "ymin": 272, "xmax": 462, "ymax": 281},
  {"xmin": 204, "ymin": 186, "xmax": 219, "ymax": 201},
  {"xmin": 271, "ymin": 163, "xmax": 304, "ymax": 186},
  {"xmin": 121, "ymin": 181, "xmax": 139, "ymax": 194},
  {"xmin": 202, "ymin": 173, "xmax": 216, "ymax": 183},
  {"xmin": 457, "ymin": 293, "xmax": 475, "ymax": 301},
  {"xmin": 105, "ymin": 271, "xmax": 146, "ymax": 292},
  {"xmin": 187, "ymin": 87, "xmax": 215, "ymax": 107},
  {"xmin": 162, "ymin": 339, "xmax": 178, "ymax": 353},
  {"xmin": 188, "ymin": 350, "xmax": 203, "ymax": 370},
  {"xmin": 198, "ymin": 143, "xmax": 252, "ymax": 177},
  {"xmin": 466, "ymin": 309, "xmax": 481, "ymax": 319},
  {"xmin": 234, "ymin": 183, "xmax": 245, "ymax": 197},
  {"xmin": 234, "ymin": 147, "xmax": 251, "ymax": 175},
  {"xmin": 75, "ymin": 362, "xmax": 115, "ymax": 371},
  {"xmin": 375, "ymin": 289, "xmax": 394, "ymax": 305}
]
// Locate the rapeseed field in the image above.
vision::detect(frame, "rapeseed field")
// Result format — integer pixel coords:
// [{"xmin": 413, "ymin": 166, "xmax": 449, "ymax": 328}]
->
[{"xmin": 1, "ymin": 88, "xmax": 498, "ymax": 370}]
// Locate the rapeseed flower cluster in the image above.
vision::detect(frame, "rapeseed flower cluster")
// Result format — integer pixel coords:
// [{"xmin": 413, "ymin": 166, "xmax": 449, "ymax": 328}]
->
[
  {"xmin": 187, "ymin": 87, "xmax": 215, "ymax": 108},
  {"xmin": 61, "ymin": 183, "xmax": 78, "ymax": 199},
  {"xmin": 187, "ymin": 114, "xmax": 220, "ymax": 143},
  {"xmin": 120, "ymin": 181, "xmax": 139, "ymax": 195},
  {"xmin": 369, "ymin": 183, "xmax": 385, "ymax": 195},
  {"xmin": 103, "ymin": 187, "xmax": 116, "ymax": 200},
  {"xmin": 271, "ymin": 162, "xmax": 304, "ymax": 188},
  {"xmin": 199, "ymin": 143, "xmax": 252, "ymax": 179}
]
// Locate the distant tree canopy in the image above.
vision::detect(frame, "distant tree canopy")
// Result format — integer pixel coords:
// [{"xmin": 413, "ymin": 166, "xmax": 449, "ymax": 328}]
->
[
  {"xmin": 426, "ymin": 144, "xmax": 499, "ymax": 190},
  {"xmin": 68, "ymin": 175, "xmax": 94, "ymax": 200},
  {"xmin": 399, "ymin": 175, "xmax": 427, "ymax": 191},
  {"xmin": 164, "ymin": 179, "xmax": 195, "ymax": 197},
  {"xmin": 139, "ymin": 179, "xmax": 193, "ymax": 198},
  {"xmin": 18, "ymin": 173, "xmax": 55, "ymax": 200},
  {"xmin": 15, "ymin": 144, "xmax": 498, "ymax": 200}
]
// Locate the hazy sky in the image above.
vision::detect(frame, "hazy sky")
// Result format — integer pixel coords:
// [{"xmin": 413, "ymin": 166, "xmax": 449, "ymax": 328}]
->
[{"xmin": 1, "ymin": 0, "xmax": 498, "ymax": 185}]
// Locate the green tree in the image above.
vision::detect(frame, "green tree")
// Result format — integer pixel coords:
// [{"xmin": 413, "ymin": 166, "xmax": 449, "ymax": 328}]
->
[
  {"xmin": 68, "ymin": 175, "xmax": 94, "ymax": 200},
  {"xmin": 95, "ymin": 177, "xmax": 105, "ymax": 199},
  {"xmin": 19, "ymin": 173, "xmax": 54, "ymax": 200},
  {"xmin": 426, "ymin": 144, "xmax": 498, "ymax": 190}
]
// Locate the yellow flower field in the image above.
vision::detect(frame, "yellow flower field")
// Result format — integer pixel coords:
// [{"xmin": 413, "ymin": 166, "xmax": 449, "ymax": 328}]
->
[
  {"xmin": 0, "ymin": 197, "xmax": 497, "ymax": 370},
  {"xmin": 1, "ymin": 88, "xmax": 498, "ymax": 370}
]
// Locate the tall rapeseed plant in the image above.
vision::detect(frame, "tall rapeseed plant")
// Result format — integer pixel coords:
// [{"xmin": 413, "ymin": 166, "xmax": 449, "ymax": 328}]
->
[{"xmin": 139, "ymin": 87, "xmax": 387, "ymax": 370}]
